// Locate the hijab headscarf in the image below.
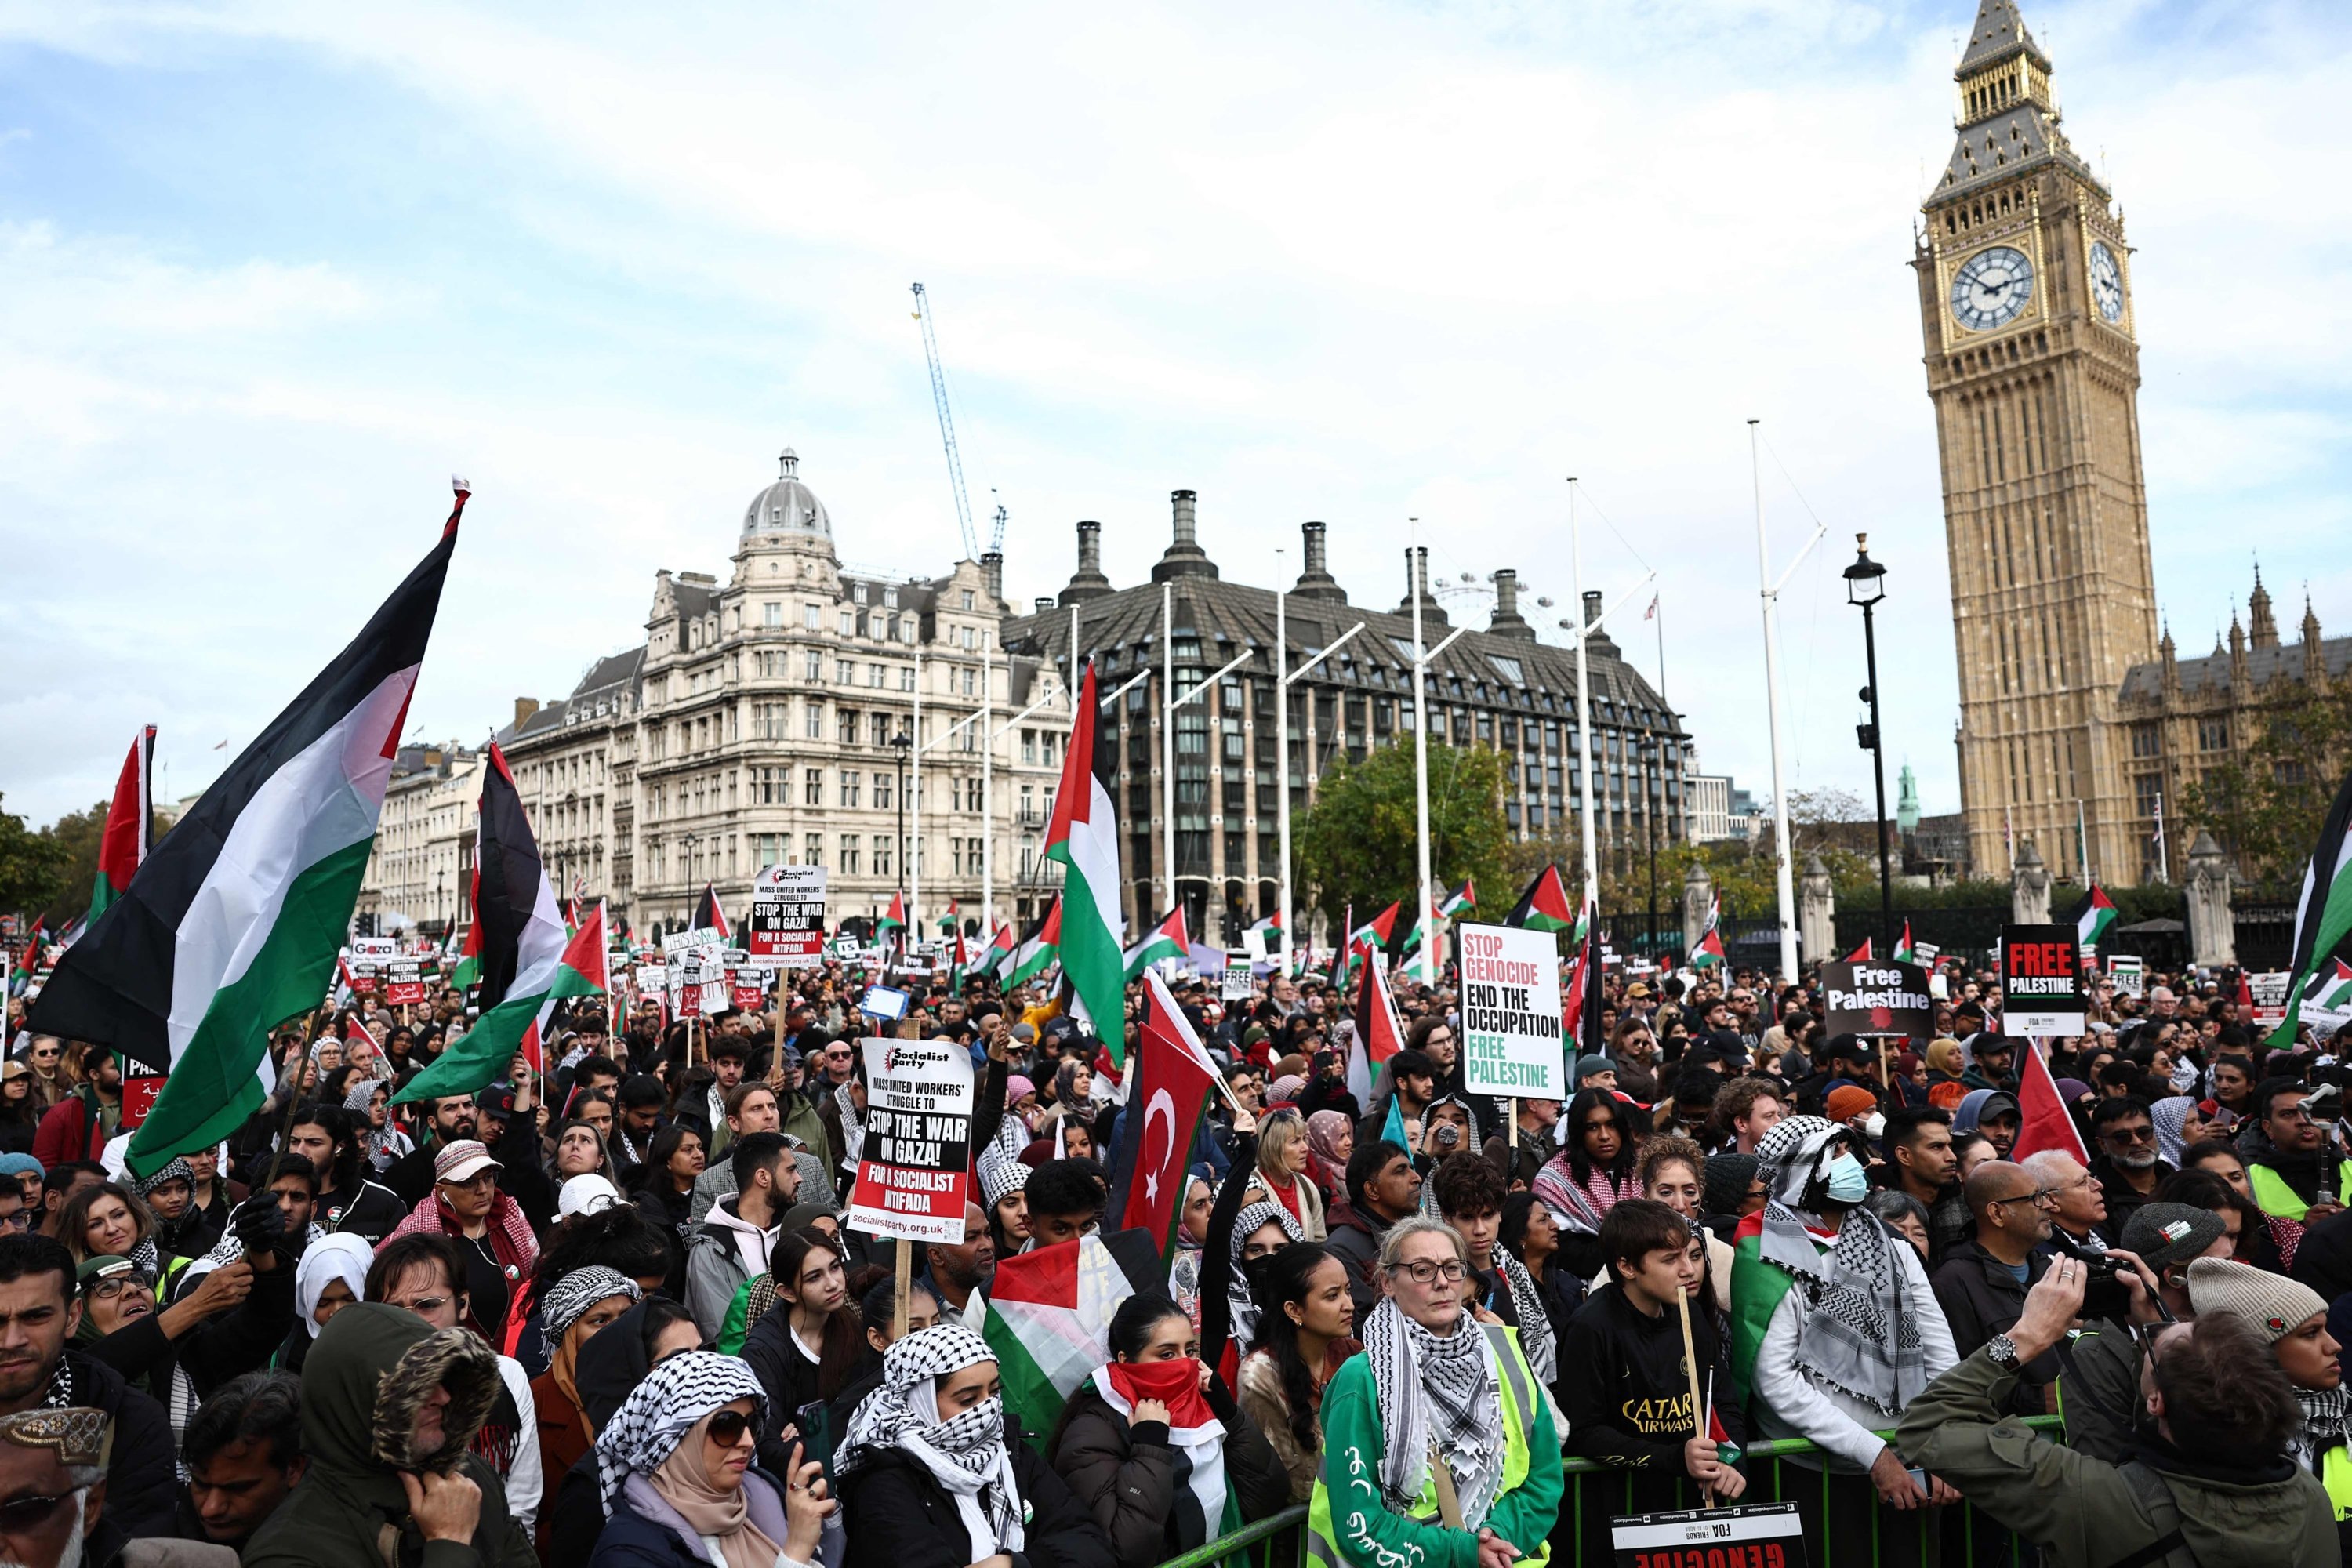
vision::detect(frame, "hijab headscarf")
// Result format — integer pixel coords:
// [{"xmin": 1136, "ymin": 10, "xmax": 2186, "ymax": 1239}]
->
[
  {"xmin": 540, "ymin": 1267, "xmax": 642, "ymax": 1414},
  {"xmin": 1227, "ymin": 1200, "xmax": 1305, "ymax": 1349},
  {"xmin": 594, "ymin": 1351, "xmax": 767, "ymax": 1513},
  {"xmin": 1359, "ymin": 1294, "xmax": 1504, "ymax": 1528},
  {"xmin": 1305, "ymin": 1112, "xmax": 1351, "ymax": 1195},
  {"xmin": 837, "ymin": 1325, "xmax": 1024, "ymax": 1561},
  {"xmin": 652, "ymin": 1408, "xmax": 785, "ymax": 1568},
  {"xmin": 296, "ymin": 1233, "xmax": 376, "ymax": 1338},
  {"xmin": 2151, "ymin": 1097, "xmax": 2198, "ymax": 1167}
]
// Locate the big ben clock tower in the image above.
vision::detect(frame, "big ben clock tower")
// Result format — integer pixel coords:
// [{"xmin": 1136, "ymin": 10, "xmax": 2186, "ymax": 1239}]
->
[{"xmin": 1916, "ymin": 0, "xmax": 2158, "ymax": 884}]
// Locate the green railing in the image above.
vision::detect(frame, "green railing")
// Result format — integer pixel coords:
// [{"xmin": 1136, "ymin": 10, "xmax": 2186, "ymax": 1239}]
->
[{"xmin": 1155, "ymin": 1418, "xmax": 2065, "ymax": 1568}]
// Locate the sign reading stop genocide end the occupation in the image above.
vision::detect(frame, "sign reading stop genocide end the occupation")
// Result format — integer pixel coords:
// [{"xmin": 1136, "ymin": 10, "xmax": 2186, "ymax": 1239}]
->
[
  {"xmin": 2000, "ymin": 925, "xmax": 2086, "ymax": 1036},
  {"xmin": 1820, "ymin": 960, "xmax": 1933, "ymax": 1044},
  {"xmin": 848, "ymin": 1036, "xmax": 975, "ymax": 1244},
  {"xmin": 1457, "ymin": 922, "xmax": 1566, "ymax": 1099}
]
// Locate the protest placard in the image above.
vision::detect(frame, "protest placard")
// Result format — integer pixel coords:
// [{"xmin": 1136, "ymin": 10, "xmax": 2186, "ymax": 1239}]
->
[
  {"xmin": 747, "ymin": 865, "xmax": 828, "ymax": 968},
  {"xmin": 847, "ymin": 1036, "xmax": 975, "ymax": 1245},
  {"xmin": 2000, "ymin": 925, "xmax": 2085, "ymax": 1036},
  {"xmin": 1457, "ymin": 922, "xmax": 1566, "ymax": 1099}
]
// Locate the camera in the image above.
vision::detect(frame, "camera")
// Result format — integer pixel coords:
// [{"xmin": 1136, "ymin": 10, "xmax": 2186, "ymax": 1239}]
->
[
  {"xmin": 2053, "ymin": 1236, "xmax": 2132, "ymax": 1323},
  {"xmin": 1433, "ymin": 1123, "xmax": 1461, "ymax": 1150},
  {"xmin": 2303, "ymin": 1083, "xmax": 2343, "ymax": 1119}
]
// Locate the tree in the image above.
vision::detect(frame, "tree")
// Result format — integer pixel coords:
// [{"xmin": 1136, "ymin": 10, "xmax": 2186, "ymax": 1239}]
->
[
  {"xmin": 1294, "ymin": 742, "xmax": 1510, "ymax": 928},
  {"xmin": 0, "ymin": 797, "xmax": 73, "ymax": 920},
  {"xmin": 32, "ymin": 800, "xmax": 113, "ymax": 928},
  {"xmin": 2180, "ymin": 684, "xmax": 2352, "ymax": 886}
]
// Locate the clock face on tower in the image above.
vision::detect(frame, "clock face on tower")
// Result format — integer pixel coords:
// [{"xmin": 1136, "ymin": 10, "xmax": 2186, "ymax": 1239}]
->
[
  {"xmin": 2089, "ymin": 240, "xmax": 2125, "ymax": 323},
  {"xmin": 1950, "ymin": 245, "xmax": 2034, "ymax": 332}
]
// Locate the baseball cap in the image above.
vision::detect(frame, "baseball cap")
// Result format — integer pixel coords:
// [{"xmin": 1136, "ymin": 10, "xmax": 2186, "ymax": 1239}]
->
[
  {"xmin": 557, "ymin": 1173, "xmax": 622, "ymax": 1218},
  {"xmin": 434, "ymin": 1140, "xmax": 502, "ymax": 1185}
]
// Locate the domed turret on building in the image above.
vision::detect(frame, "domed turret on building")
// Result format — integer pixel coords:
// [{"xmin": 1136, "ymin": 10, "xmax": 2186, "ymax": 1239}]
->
[{"xmin": 742, "ymin": 447, "xmax": 832, "ymax": 539}]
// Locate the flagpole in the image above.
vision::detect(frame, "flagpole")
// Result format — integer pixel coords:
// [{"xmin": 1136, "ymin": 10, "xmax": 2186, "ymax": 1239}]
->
[
  {"xmin": 1748, "ymin": 424, "xmax": 1824, "ymax": 983},
  {"xmin": 1276, "ymin": 556, "xmax": 1293, "ymax": 981},
  {"xmin": 2154, "ymin": 792, "xmax": 2169, "ymax": 883},
  {"xmin": 1410, "ymin": 536, "xmax": 1437, "ymax": 988},
  {"xmin": 982, "ymin": 640, "xmax": 994, "ymax": 940},
  {"xmin": 1571, "ymin": 481, "xmax": 1599, "ymax": 911},
  {"xmin": 1161, "ymin": 580, "xmax": 1177, "ymax": 922},
  {"xmin": 912, "ymin": 650, "xmax": 922, "ymax": 943}
]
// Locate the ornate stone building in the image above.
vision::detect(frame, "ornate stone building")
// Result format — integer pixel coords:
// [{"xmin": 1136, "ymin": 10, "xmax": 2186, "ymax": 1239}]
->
[
  {"xmin": 489, "ymin": 448, "xmax": 1071, "ymax": 936},
  {"xmin": 1000, "ymin": 495, "xmax": 1689, "ymax": 945},
  {"xmin": 356, "ymin": 743, "xmax": 481, "ymax": 935},
  {"xmin": 1915, "ymin": 0, "xmax": 2158, "ymax": 884}
]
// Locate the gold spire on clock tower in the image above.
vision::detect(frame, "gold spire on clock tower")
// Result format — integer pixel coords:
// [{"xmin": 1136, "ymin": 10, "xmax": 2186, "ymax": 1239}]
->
[{"xmin": 1915, "ymin": 0, "xmax": 2158, "ymax": 885}]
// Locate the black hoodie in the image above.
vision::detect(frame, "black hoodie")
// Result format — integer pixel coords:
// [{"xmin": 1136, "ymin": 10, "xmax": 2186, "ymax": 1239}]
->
[{"xmin": 1557, "ymin": 1279, "xmax": 1744, "ymax": 1548}]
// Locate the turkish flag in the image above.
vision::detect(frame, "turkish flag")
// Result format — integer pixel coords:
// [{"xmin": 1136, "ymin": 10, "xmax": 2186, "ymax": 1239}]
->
[{"xmin": 1112, "ymin": 971, "xmax": 1221, "ymax": 1265}]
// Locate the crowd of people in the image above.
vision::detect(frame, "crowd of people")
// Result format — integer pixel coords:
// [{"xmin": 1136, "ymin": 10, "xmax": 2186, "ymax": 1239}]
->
[{"xmin": 0, "ymin": 946, "xmax": 2347, "ymax": 1566}]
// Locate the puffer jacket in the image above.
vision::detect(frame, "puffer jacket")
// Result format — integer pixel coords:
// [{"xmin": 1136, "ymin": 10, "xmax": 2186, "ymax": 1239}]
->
[
  {"xmin": 1049, "ymin": 1382, "xmax": 1290, "ymax": 1568},
  {"xmin": 240, "ymin": 1302, "xmax": 538, "ymax": 1568}
]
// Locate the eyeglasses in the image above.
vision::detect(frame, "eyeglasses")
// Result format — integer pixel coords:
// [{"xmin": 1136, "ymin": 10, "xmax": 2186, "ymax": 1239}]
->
[
  {"xmin": 2102, "ymin": 1124, "xmax": 2156, "ymax": 1145},
  {"xmin": 0, "ymin": 1490, "xmax": 75, "ymax": 1534},
  {"xmin": 400, "ymin": 1294, "xmax": 452, "ymax": 1316},
  {"xmin": 87, "ymin": 1276, "xmax": 154, "ymax": 1301},
  {"xmin": 1388, "ymin": 1259, "xmax": 1468, "ymax": 1285},
  {"xmin": 1991, "ymin": 1189, "xmax": 2058, "ymax": 1210},
  {"xmin": 706, "ymin": 1409, "xmax": 753, "ymax": 1446}
]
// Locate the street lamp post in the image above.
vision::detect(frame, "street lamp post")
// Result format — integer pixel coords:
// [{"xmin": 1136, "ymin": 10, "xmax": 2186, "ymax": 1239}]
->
[
  {"xmin": 1639, "ymin": 735, "xmax": 1659, "ymax": 961},
  {"xmin": 889, "ymin": 730, "xmax": 913, "ymax": 915},
  {"xmin": 1843, "ymin": 534, "xmax": 1893, "ymax": 954}
]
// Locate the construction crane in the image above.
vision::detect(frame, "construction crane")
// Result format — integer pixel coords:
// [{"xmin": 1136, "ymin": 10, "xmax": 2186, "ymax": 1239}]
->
[
  {"xmin": 989, "ymin": 489, "xmax": 1008, "ymax": 554},
  {"xmin": 909, "ymin": 282, "xmax": 979, "ymax": 561}
]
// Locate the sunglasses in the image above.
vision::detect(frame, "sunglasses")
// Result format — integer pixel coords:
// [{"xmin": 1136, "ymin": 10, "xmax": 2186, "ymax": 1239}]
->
[
  {"xmin": 0, "ymin": 1490, "xmax": 75, "ymax": 1534},
  {"xmin": 706, "ymin": 1409, "xmax": 753, "ymax": 1446}
]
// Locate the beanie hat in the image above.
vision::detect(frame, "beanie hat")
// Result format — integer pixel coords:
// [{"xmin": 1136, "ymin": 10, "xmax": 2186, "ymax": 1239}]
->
[
  {"xmin": 2185, "ymin": 1257, "xmax": 2327, "ymax": 1343},
  {"xmin": 1704, "ymin": 1152, "xmax": 1759, "ymax": 1218},
  {"xmin": 1825, "ymin": 1085, "xmax": 1878, "ymax": 1123},
  {"xmin": 2118, "ymin": 1202, "xmax": 2227, "ymax": 1276},
  {"xmin": 1574, "ymin": 1055, "xmax": 1616, "ymax": 1083}
]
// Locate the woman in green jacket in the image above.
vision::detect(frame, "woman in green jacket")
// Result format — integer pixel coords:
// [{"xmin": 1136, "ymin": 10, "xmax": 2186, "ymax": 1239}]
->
[{"xmin": 1308, "ymin": 1216, "xmax": 1562, "ymax": 1568}]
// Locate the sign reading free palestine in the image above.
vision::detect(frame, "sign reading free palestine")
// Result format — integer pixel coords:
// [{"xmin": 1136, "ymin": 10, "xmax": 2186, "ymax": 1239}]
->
[{"xmin": 1457, "ymin": 922, "xmax": 1566, "ymax": 1099}]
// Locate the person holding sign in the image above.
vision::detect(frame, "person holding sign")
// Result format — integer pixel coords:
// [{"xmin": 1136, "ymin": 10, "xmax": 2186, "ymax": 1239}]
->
[{"xmin": 1305, "ymin": 1217, "xmax": 1561, "ymax": 1568}]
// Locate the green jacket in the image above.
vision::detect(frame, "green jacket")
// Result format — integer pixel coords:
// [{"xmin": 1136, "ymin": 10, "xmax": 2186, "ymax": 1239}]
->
[
  {"xmin": 1897, "ymin": 1345, "xmax": 2337, "ymax": 1566},
  {"xmin": 1307, "ymin": 1323, "xmax": 1561, "ymax": 1568},
  {"xmin": 241, "ymin": 1303, "xmax": 539, "ymax": 1568}
]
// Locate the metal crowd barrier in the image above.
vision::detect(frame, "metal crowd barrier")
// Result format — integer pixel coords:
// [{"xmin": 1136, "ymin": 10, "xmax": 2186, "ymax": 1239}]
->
[{"xmin": 1154, "ymin": 1417, "xmax": 2066, "ymax": 1568}]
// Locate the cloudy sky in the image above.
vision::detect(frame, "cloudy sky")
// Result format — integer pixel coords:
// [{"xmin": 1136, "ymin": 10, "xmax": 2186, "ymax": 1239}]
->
[{"xmin": 2, "ymin": 0, "xmax": 2346, "ymax": 831}]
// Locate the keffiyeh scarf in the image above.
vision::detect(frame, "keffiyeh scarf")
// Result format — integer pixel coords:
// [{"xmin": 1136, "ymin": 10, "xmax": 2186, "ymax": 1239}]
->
[
  {"xmin": 594, "ymin": 1351, "xmax": 768, "ymax": 1515},
  {"xmin": 341, "ymin": 1080, "xmax": 408, "ymax": 1169},
  {"xmin": 1531, "ymin": 1153, "xmax": 1630, "ymax": 1236},
  {"xmin": 1490, "ymin": 1250, "xmax": 1555, "ymax": 1386},
  {"xmin": 1228, "ymin": 1200, "xmax": 1305, "ymax": 1350},
  {"xmin": 1752, "ymin": 1116, "xmax": 1928, "ymax": 1418},
  {"xmin": 541, "ymin": 1266, "xmax": 641, "ymax": 1345},
  {"xmin": 836, "ymin": 1083, "xmax": 866, "ymax": 1167},
  {"xmin": 837, "ymin": 1326, "xmax": 1025, "ymax": 1559},
  {"xmin": 2151, "ymin": 1097, "xmax": 2198, "ymax": 1167},
  {"xmin": 1359, "ymin": 1297, "xmax": 1504, "ymax": 1529},
  {"xmin": 2298, "ymin": 1384, "xmax": 2350, "ymax": 1461}
]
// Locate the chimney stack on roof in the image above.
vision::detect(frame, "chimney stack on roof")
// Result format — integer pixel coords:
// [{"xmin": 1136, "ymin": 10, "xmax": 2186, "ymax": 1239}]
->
[
  {"xmin": 1290, "ymin": 521, "xmax": 1348, "ymax": 603},
  {"xmin": 1151, "ymin": 489, "xmax": 1219, "ymax": 582},
  {"xmin": 980, "ymin": 551, "xmax": 1004, "ymax": 606},
  {"xmin": 514, "ymin": 697, "xmax": 541, "ymax": 728},
  {"xmin": 1488, "ymin": 568, "xmax": 1535, "ymax": 641},
  {"xmin": 1580, "ymin": 590, "xmax": 1620, "ymax": 657},
  {"xmin": 1395, "ymin": 546, "xmax": 1449, "ymax": 630},
  {"xmin": 1058, "ymin": 519, "xmax": 1113, "ymax": 607}
]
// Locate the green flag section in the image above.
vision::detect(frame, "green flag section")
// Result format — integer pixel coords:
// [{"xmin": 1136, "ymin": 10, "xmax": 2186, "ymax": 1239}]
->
[
  {"xmin": 982, "ymin": 1229, "xmax": 1163, "ymax": 1454},
  {"xmin": 396, "ymin": 745, "xmax": 594, "ymax": 1103},
  {"xmin": 1044, "ymin": 663, "xmax": 1127, "ymax": 1061},
  {"xmin": 1505, "ymin": 866, "xmax": 1577, "ymax": 933},
  {"xmin": 1003, "ymin": 898, "xmax": 1062, "ymax": 988},
  {"xmin": 86, "ymin": 726, "xmax": 155, "ymax": 929},
  {"xmin": 29, "ymin": 485, "xmax": 466, "ymax": 1178},
  {"xmin": 1122, "ymin": 906, "xmax": 1189, "ymax": 979},
  {"xmin": 2314, "ymin": 959, "xmax": 2352, "ymax": 1011},
  {"xmin": 1726, "ymin": 1210, "xmax": 1794, "ymax": 1412},
  {"xmin": 2073, "ymin": 885, "xmax": 2118, "ymax": 952},
  {"xmin": 2270, "ymin": 768, "xmax": 2352, "ymax": 1047}
]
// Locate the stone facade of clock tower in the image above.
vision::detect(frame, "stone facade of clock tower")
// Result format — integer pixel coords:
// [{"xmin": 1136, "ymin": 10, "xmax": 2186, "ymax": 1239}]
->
[{"xmin": 1915, "ymin": 0, "xmax": 2158, "ymax": 885}]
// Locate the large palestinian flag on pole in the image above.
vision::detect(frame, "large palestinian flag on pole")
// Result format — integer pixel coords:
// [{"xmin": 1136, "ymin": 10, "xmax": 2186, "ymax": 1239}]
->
[
  {"xmin": 2072, "ymin": 885, "xmax": 2118, "ymax": 953},
  {"xmin": 2270, "ymin": 767, "xmax": 2352, "ymax": 1047},
  {"xmin": 691, "ymin": 882, "xmax": 731, "ymax": 941},
  {"xmin": 1122, "ymin": 906, "xmax": 1189, "ymax": 980},
  {"xmin": 31, "ymin": 485, "xmax": 466, "ymax": 1178},
  {"xmin": 1691, "ymin": 892, "xmax": 1726, "ymax": 969},
  {"xmin": 86, "ymin": 726, "xmax": 156, "ymax": 928},
  {"xmin": 876, "ymin": 891, "xmax": 906, "ymax": 936},
  {"xmin": 1348, "ymin": 946, "xmax": 1409, "ymax": 1105},
  {"xmin": 983, "ymin": 1228, "xmax": 1163, "ymax": 1454},
  {"xmin": 1505, "ymin": 865, "xmax": 1577, "ymax": 933},
  {"xmin": 1108, "ymin": 972, "xmax": 1221, "ymax": 1265},
  {"xmin": 1000, "ymin": 898, "xmax": 1062, "ymax": 988},
  {"xmin": 396, "ymin": 745, "xmax": 604, "ymax": 1102},
  {"xmin": 1044, "ymin": 662, "xmax": 1127, "ymax": 1062}
]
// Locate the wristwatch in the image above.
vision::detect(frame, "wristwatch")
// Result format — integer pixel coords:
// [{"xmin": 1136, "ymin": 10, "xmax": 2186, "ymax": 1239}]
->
[{"xmin": 1985, "ymin": 1334, "xmax": 2023, "ymax": 1372}]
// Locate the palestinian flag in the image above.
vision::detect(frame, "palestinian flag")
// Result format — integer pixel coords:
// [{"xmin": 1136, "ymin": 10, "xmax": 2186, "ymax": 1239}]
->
[
  {"xmin": 2011, "ymin": 1036, "xmax": 2089, "ymax": 1165},
  {"xmin": 982, "ymin": 921, "xmax": 1018, "ymax": 981},
  {"xmin": 1439, "ymin": 879, "xmax": 1475, "ymax": 919},
  {"xmin": 520, "ymin": 901, "xmax": 611, "ymax": 1078},
  {"xmin": 983, "ymin": 1229, "xmax": 1163, "ymax": 1454},
  {"xmin": 1247, "ymin": 910, "xmax": 1283, "ymax": 938},
  {"xmin": 1893, "ymin": 919, "xmax": 1916, "ymax": 964},
  {"xmin": 1691, "ymin": 893, "xmax": 1726, "ymax": 969},
  {"xmin": 8, "ymin": 918, "xmax": 45, "ymax": 994},
  {"xmin": 938, "ymin": 899, "xmax": 960, "ymax": 934},
  {"xmin": 2310, "ymin": 958, "xmax": 2352, "ymax": 1011},
  {"xmin": 876, "ymin": 891, "xmax": 906, "ymax": 936},
  {"xmin": 691, "ymin": 882, "xmax": 731, "ymax": 940},
  {"xmin": 1003, "ymin": 899, "xmax": 1062, "ymax": 988},
  {"xmin": 1505, "ymin": 865, "xmax": 1577, "ymax": 933},
  {"xmin": 394, "ymin": 745, "xmax": 605, "ymax": 1102},
  {"xmin": 86, "ymin": 726, "xmax": 156, "ymax": 928},
  {"xmin": 1109, "ymin": 973, "xmax": 1221, "ymax": 1265},
  {"xmin": 30, "ymin": 484, "xmax": 464, "ymax": 1178},
  {"xmin": 449, "ymin": 914, "xmax": 483, "ymax": 991},
  {"xmin": 1043, "ymin": 662, "xmax": 1127, "ymax": 1061},
  {"xmin": 1347, "ymin": 946, "xmax": 1409, "ymax": 1105},
  {"xmin": 2270, "ymin": 767, "xmax": 2352, "ymax": 1047},
  {"xmin": 1123, "ymin": 906, "xmax": 1189, "ymax": 980},
  {"xmin": 1562, "ymin": 899, "xmax": 1604, "ymax": 1064},
  {"xmin": 1728, "ymin": 1210, "xmax": 1801, "ymax": 1409},
  {"xmin": 1089, "ymin": 1368, "xmax": 1241, "ymax": 1547},
  {"xmin": 2072, "ymin": 886, "xmax": 2118, "ymax": 954},
  {"xmin": 1844, "ymin": 938, "xmax": 1874, "ymax": 962}
]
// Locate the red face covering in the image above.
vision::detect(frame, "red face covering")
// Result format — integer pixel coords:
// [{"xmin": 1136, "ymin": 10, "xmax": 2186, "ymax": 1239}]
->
[{"xmin": 1104, "ymin": 1356, "xmax": 1215, "ymax": 1428}]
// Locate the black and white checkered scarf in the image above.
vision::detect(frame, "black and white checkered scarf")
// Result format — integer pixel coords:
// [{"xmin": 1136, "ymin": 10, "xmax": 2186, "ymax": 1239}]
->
[
  {"xmin": 594, "ymin": 1352, "xmax": 767, "ymax": 1515},
  {"xmin": 837, "ymin": 1325, "xmax": 1025, "ymax": 1558},
  {"xmin": 1359, "ymin": 1297, "xmax": 1504, "ymax": 1528}
]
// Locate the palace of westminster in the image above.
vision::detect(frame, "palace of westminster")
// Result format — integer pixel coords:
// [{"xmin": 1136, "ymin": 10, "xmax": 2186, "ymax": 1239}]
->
[{"xmin": 358, "ymin": 0, "xmax": 2348, "ymax": 947}]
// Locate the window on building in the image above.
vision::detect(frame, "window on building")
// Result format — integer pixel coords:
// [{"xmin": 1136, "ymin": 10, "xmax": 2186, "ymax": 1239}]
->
[
  {"xmin": 805, "ymin": 833, "xmax": 824, "ymax": 866},
  {"xmin": 840, "ymin": 770, "xmax": 862, "ymax": 807},
  {"xmin": 763, "ymin": 602, "xmax": 782, "ymax": 629},
  {"xmin": 875, "ymin": 772, "xmax": 895, "ymax": 810},
  {"xmin": 2130, "ymin": 724, "xmax": 2160, "ymax": 758},
  {"xmin": 840, "ymin": 710, "xmax": 860, "ymax": 745},
  {"xmin": 804, "ymin": 603, "xmax": 822, "ymax": 630},
  {"xmin": 2198, "ymin": 717, "xmax": 2230, "ymax": 751},
  {"xmin": 901, "ymin": 666, "xmax": 916, "ymax": 692},
  {"xmin": 900, "ymin": 616, "xmax": 917, "ymax": 644},
  {"xmin": 2134, "ymin": 774, "xmax": 2163, "ymax": 818},
  {"xmin": 837, "ymin": 659, "xmax": 855, "ymax": 685},
  {"xmin": 840, "ymin": 609, "xmax": 857, "ymax": 637},
  {"xmin": 805, "ymin": 649, "xmax": 823, "ymax": 681},
  {"xmin": 840, "ymin": 836, "xmax": 861, "ymax": 873},
  {"xmin": 883, "ymin": 587, "xmax": 898, "ymax": 608},
  {"xmin": 873, "ymin": 838, "xmax": 893, "ymax": 878},
  {"xmin": 960, "ymin": 590, "xmax": 975, "ymax": 610}
]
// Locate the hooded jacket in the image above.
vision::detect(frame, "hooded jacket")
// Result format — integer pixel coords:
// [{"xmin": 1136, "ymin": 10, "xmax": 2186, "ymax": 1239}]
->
[
  {"xmin": 240, "ymin": 1303, "xmax": 538, "ymax": 1568},
  {"xmin": 543, "ymin": 1298, "xmax": 665, "ymax": 1568},
  {"xmin": 684, "ymin": 1196, "xmax": 780, "ymax": 1340},
  {"xmin": 50, "ymin": 1343, "xmax": 179, "ymax": 1543},
  {"xmin": 840, "ymin": 1411, "xmax": 1113, "ymax": 1568}
]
